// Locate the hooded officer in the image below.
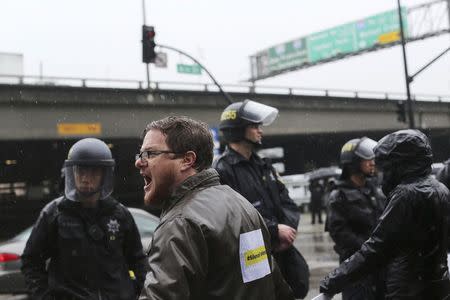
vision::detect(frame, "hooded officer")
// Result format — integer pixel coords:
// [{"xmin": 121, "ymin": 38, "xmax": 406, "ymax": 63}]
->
[
  {"xmin": 214, "ymin": 100, "xmax": 310, "ymax": 299},
  {"xmin": 325, "ymin": 137, "xmax": 385, "ymax": 300},
  {"xmin": 22, "ymin": 138, "xmax": 147, "ymax": 300},
  {"xmin": 320, "ymin": 129, "xmax": 450, "ymax": 300}
]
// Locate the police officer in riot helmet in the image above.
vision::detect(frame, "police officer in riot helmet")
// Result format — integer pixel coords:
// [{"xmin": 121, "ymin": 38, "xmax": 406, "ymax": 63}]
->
[
  {"xmin": 64, "ymin": 138, "xmax": 115, "ymax": 205},
  {"xmin": 219, "ymin": 99, "xmax": 278, "ymax": 147},
  {"xmin": 340, "ymin": 138, "xmax": 377, "ymax": 180},
  {"xmin": 214, "ymin": 100, "xmax": 310, "ymax": 299},
  {"xmin": 325, "ymin": 137, "xmax": 385, "ymax": 300},
  {"xmin": 22, "ymin": 138, "xmax": 147, "ymax": 300}
]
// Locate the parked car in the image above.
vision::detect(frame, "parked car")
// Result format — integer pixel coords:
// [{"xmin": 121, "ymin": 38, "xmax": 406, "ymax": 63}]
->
[
  {"xmin": 0, "ymin": 207, "xmax": 159, "ymax": 295},
  {"xmin": 281, "ymin": 167, "xmax": 341, "ymax": 211},
  {"xmin": 281, "ymin": 173, "xmax": 310, "ymax": 210}
]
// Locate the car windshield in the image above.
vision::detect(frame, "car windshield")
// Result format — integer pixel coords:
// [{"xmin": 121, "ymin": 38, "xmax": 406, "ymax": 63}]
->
[
  {"xmin": 133, "ymin": 213, "xmax": 159, "ymax": 237},
  {"xmin": 13, "ymin": 227, "xmax": 33, "ymax": 241}
]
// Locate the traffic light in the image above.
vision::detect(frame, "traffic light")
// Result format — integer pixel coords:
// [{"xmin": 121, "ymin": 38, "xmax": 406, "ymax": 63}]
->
[
  {"xmin": 396, "ymin": 101, "xmax": 407, "ymax": 123},
  {"xmin": 142, "ymin": 25, "xmax": 156, "ymax": 63}
]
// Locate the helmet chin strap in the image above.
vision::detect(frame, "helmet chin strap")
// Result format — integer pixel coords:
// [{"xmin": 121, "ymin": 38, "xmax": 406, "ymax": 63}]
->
[
  {"xmin": 244, "ymin": 138, "xmax": 262, "ymax": 148},
  {"xmin": 76, "ymin": 189, "xmax": 101, "ymax": 200},
  {"xmin": 363, "ymin": 171, "xmax": 375, "ymax": 178}
]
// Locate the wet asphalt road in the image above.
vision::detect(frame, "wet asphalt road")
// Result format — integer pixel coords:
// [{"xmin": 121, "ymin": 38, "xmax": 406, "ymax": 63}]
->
[{"xmin": 295, "ymin": 212, "xmax": 342, "ymax": 300}]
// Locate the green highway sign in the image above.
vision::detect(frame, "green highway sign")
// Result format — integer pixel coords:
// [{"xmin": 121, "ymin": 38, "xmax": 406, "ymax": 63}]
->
[
  {"xmin": 307, "ymin": 23, "xmax": 355, "ymax": 63},
  {"xmin": 355, "ymin": 8, "xmax": 407, "ymax": 50},
  {"xmin": 177, "ymin": 63, "xmax": 202, "ymax": 75},
  {"xmin": 266, "ymin": 37, "xmax": 308, "ymax": 73},
  {"xmin": 307, "ymin": 8, "xmax": 407, "ymax": 63},
  {"xmin": 251, "ymin": 8, "xmax": 408, "ymax": 79}
]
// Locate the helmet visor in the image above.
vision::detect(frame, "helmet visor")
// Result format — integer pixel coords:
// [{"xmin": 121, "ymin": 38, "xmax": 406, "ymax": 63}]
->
[
  {"xmin": 355, "ymin": 138, "xmax": 377, "ymax": 160},
  {"xmin": 65, "ymin": 165, "xmax": 114, "ymax": 201},
  {"xmin": 240, "ymin": 100, "xmax": 279, "ymax": 126}
]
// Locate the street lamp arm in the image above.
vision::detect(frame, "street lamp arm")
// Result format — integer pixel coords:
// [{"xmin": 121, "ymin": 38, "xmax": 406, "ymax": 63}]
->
[
  {"xmin": 157, "ymin": 44, "xmax": 234, "ymax": 105},
  {"xmin": 410, "ymin": 46, "xmax": 450, "ymax": 81}
]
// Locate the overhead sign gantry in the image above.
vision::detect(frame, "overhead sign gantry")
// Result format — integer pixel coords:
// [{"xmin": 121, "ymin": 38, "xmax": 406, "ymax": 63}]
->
[{"xmin": 249, "ymin": 0, "xmax": 449, "ymax": 81}]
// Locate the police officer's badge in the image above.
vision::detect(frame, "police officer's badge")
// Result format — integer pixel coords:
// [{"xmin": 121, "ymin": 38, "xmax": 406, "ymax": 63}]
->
[{"xmin": 107, "ymin": 219, "xmax": 120, "ymax": 234}]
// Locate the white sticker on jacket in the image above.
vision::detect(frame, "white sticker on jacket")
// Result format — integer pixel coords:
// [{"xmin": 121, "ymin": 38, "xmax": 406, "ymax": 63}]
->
[{"xmin": 239, "ymin": 229, "xmax": 271, "ymax": 283}]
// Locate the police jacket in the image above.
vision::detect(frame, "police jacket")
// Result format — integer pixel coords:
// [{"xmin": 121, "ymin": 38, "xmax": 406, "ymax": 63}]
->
[
  {"xmin": 213, "ymin": 147, "xmax": 300, "ymax": 246},
  {"xmin": 142, "ymin": 169, "xmax": 294, "ymax": 300},
  {"xmin": 321, "ymin": 173, "xmax": 450, "ymax": 299},
  {"xmin": 21, "ymin": 196, "xmax": 147, "ymax": 300},
  {"xmin": 436, "ymin": 160, "xmax": 450, "ymax": 190},
  {"xmin": 435, "ymin": 160, "xmax": 450, "ymax": 251},
  {"xmin": 326, "ymin": 179, "xmax": 385, "ymax": 261}
]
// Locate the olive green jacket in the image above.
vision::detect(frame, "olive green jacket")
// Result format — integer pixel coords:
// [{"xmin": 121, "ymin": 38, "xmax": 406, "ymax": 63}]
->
[{"xmin": 142, "ymin": 168, "xmax": 294, "ymax": 300}]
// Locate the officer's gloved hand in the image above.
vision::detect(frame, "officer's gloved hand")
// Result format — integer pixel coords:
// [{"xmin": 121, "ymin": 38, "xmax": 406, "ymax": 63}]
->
[
  {"xmin": 311, "ymin": 293, "xmax": 333, "ymax": 300},
  {"xmin": 319, "ymin": 275, "xmax": 335, "ymax": 299}
]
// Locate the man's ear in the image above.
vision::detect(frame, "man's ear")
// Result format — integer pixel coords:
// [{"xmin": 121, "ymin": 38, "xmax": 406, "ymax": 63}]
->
[{"xmin": 180, "ymin": 151, "xmax": 197, "ymax": 171}]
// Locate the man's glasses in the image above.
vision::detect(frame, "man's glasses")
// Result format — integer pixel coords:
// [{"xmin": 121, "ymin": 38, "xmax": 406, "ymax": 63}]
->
[{"xmin": 135, "ymin": 150, "xmax": 180, "ymax": 162}]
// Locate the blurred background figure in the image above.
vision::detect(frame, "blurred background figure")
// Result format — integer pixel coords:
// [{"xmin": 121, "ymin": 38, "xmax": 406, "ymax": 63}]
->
[
  {"xmin": 322, "ymin": 177, "xmax": 337, "ymax": 209},
  {"xmin": 325, "ymin": 137, "xmax": 385, "ymax": 300},
  {"xmin": 309, "ymin": 179, "xmax": 325, "ymax": 224}
]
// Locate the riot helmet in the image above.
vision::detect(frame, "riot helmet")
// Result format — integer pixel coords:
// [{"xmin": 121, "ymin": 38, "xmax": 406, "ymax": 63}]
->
[
  {"xmin": 219, "ymin": 99, "xmax": 278, "ymax": 144},
  {"xmin": 340, "ymin": 137, "xmax": 377, "ymax": 179},
  {"xmin": 64, "ymin": 138, "xmax": 115, "ymax": 201}
]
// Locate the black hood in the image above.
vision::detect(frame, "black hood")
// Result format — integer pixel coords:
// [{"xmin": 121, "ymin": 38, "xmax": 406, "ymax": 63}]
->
[{"xmin": 374, "ymin": 129, "xmax": 432, "ymax": 195}]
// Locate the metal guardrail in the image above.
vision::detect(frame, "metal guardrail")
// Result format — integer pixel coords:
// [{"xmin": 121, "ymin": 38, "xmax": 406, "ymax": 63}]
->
[{"xmin": 0, "ymin": 73, "xmax": 449, "ymax": 102}]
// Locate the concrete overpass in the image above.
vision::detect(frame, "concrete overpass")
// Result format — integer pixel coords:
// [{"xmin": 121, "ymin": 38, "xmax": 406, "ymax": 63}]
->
[{"xmin": 1, "ymin": 82, "xmax": 450, "ymax": 140}]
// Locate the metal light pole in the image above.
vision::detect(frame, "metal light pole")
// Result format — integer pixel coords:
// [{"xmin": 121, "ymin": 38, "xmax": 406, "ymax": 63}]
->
[
  {"xmin": 142, "ymin": 0, "xmax": 151, "ymax": 90},
  {"xmin": 448, "ymin": 0, "xmax": 450, "ymax": 36},
  {"xmin": 397, "ymin": 0, "xmax": 415, "ymax": 129},
  {"xmin": 157, "ymin": 44, "xmax": 234, "ymax": 104}
]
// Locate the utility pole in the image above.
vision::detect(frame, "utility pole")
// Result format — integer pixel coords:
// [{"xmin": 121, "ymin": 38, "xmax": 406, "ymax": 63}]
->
[
  {"xmin": 397, "ymin": 0, "xmax": 415, "ymax": 129},
  {"xmin": 448, "ymin": 0, "xmax": 450, "ymax": 42},
  {"xmin": 142, "ymin": 0, "xmax": 151, "ymax": 90},
  {"xmin": 448, "ymin": 0, "xmax": 450, "ymax": 34}
]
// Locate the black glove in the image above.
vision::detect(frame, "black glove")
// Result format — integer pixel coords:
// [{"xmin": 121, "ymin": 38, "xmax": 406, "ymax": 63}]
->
[{"xmin": 319, "ymin": 275, "xmax": 334, "ymax": 296}]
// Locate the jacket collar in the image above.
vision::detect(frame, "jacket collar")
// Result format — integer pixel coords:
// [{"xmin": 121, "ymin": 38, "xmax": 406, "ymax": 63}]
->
[
  {"xmin": 162, "ymin": 168, "xmax": 220, "ymax": 214},
  {"xmin": 58, "ymin": 196, "xmax": 118, "ymax": 216},
  {"xmin": 222, "ymin": 146, "xmax": 263, "ymax": 166}
]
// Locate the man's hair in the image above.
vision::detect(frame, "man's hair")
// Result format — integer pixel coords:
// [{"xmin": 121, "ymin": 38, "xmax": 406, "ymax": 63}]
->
[{"xmin": 143, "ymin": 116, "xmax": 214, "ymax": 172}]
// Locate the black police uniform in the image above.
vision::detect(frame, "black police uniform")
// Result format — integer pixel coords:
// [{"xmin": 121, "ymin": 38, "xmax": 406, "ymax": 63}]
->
[
  {"xmin": 326, "ymin": 179, "xmax": 385, "ymax": 262},
  {"xmin": 437, "ymin": 160, "xmax": 450, "ymax": 190},
  {"xmin": 321, "ymin": 130, "xmax": 450, "ymax": 300},
  {"xmin": 326, "ymin": 179, "xmax": 385, "ymax": 300},
  {"xmin": 435, "ymin": 160, "xmax": 450, "ymax": 251},
  {"xmin": 214, "ymin": 147, "xmax": 309, "ymax": 299},
  {"xmin": 21, "ymin": 196, "xmax": 147, "ymax": 300}
]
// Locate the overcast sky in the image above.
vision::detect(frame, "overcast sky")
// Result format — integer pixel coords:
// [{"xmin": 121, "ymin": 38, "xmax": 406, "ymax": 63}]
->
[{"xmin": 1, "ymin": 0, "xmax": 449, "ymax": 97}]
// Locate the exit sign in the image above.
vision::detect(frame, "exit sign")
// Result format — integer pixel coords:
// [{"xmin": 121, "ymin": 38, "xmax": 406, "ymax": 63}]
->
[{"xmin": 177, "ymin": 63, "xmax": 202, "ymax": 75}]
